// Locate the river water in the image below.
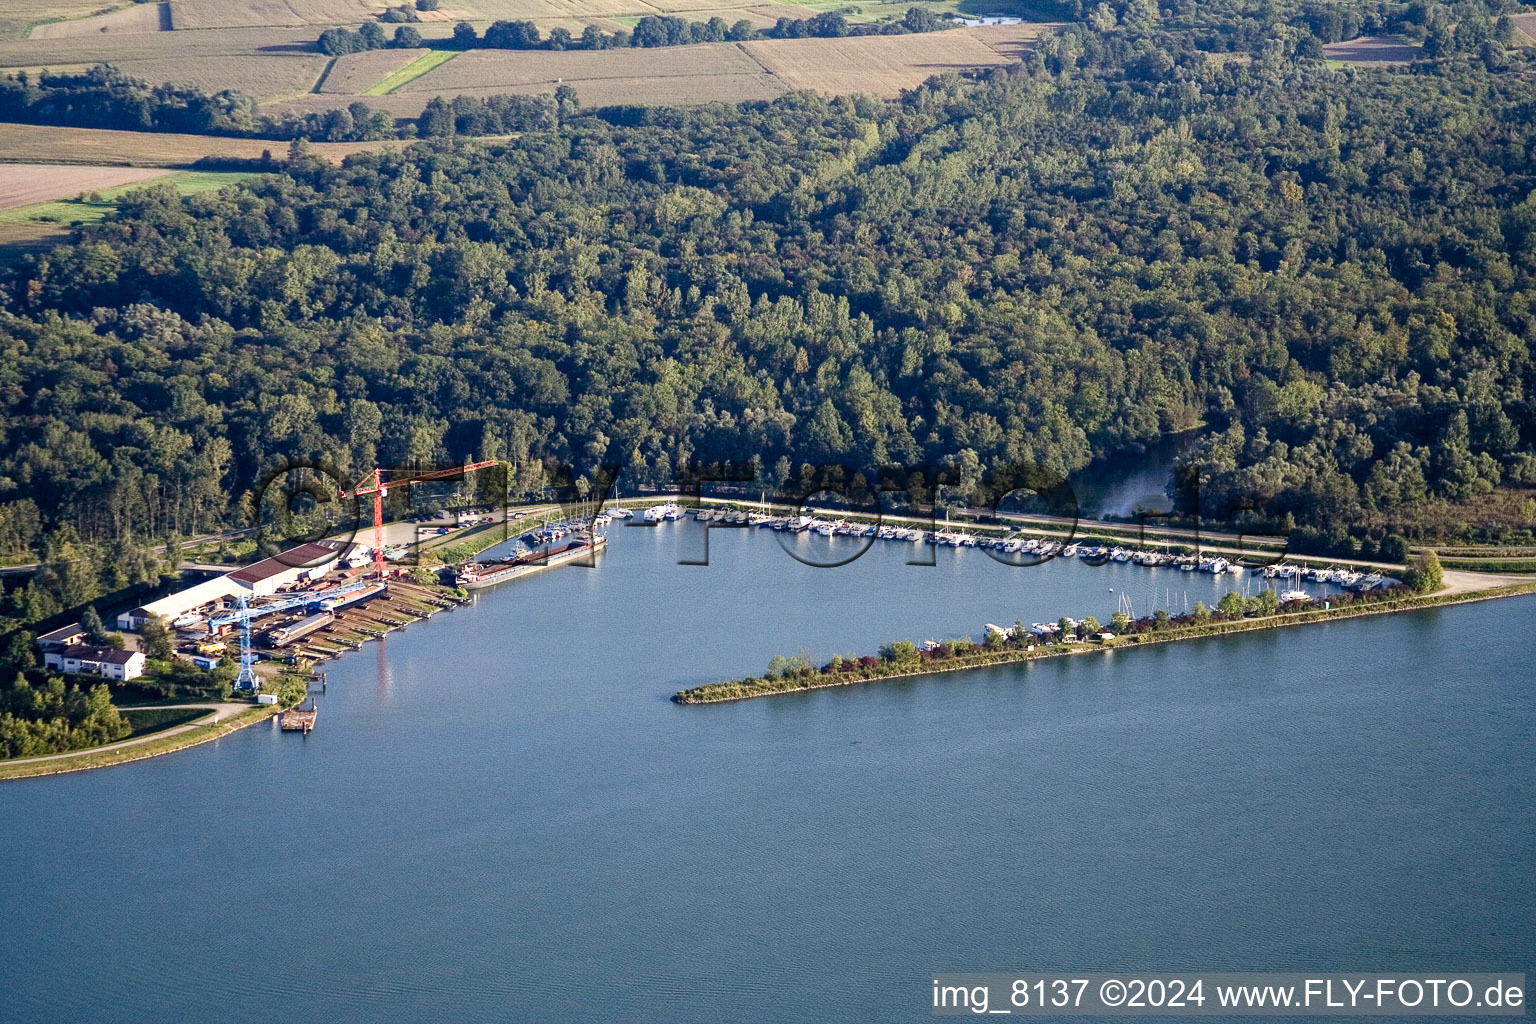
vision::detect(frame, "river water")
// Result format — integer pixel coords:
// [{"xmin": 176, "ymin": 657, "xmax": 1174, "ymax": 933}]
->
[{"xmin": 1, "ymin": 523, "xmax": 1532, "ymax": 1023}]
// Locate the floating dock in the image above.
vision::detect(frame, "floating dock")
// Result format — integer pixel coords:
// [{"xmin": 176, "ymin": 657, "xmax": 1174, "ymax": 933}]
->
[{"xmin": 280, "ymin": 698, "xmax": 318, "ymax": 733}]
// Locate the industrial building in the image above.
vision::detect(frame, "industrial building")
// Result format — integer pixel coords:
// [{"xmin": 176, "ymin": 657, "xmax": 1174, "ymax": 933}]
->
[
  {"xmin": 117, "ymin": 541, "xmax": 347, "ymax": 631},
  {"xmin": 44, "ymin": 645, "xmax": 146, "ymax": 681}
]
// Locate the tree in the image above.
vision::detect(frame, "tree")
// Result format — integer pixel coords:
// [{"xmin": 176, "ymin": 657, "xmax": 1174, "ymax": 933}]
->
[
  {"xmin": 1081, "ymin": 616, "xmax": 1101, "ymax": 636},
  {"xmin": 554, "ymin": 83, "xmax": 579, "ymax": 118},
  {"xmin": 416, "ymin": 0, "xmax": 439, "ymax": 9},
  {"xmin": 1110, "ymin": 611, "xmax": 1130, "ymax": 633},
  {"xmin": 393, "ymin": 25, "xmax": 423, "ymax": 47},
  {"xmin": 358, "ymin": 21, "xmax": 387, "ymax": 49},
  {"xmin": 419, "ymin": 96, "xmax": 454, "ymax": 137},
  {"xmin": 1407, "ymin": 550, "xmax": 1443, "ymax": 593},
  {"xmin": 81, "ymin": 605, "xmax": 111, "ymax": 646},
  {"xmin": 1192, "ymin": 601, "xmax": 1210, "ymax": 624},
  {"xmin": 1218, "ymin": 591, "xmax": 1246, "ymax": 617},
  {"xmin": 1152, "ymin": 609, "xmax": 1170, "ymax": 630},
  {"xmin": 3, "ymin": 631, "xmax": 36, "ymax": 677},
  {"xmin": 452, "ymin": 20, "xmax": 478, "ymax": 46},
  {"xmin": 902, "ymin": 6, "xmax": 940, "ymax": 32},
  {"xmin": 139, "ymin": 615, "xmax": 174, "ymax": 661}
]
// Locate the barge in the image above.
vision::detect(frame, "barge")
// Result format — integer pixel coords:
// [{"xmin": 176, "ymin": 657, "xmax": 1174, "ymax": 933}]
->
[{"xmin": 457, "ymin": 536, "xmax": 607, "ymax": 590}]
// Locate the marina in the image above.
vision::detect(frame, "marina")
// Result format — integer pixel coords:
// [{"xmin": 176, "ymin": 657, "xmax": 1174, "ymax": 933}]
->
[{"xmin": 0, "ymin": 518, "xmax": 1529, "ymax": 1023}]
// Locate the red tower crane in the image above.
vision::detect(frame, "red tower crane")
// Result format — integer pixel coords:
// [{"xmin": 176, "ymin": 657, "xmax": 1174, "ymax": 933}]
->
[{"xmin": 347, "ymin": 461, "xmax": 500, "ymax": 580}]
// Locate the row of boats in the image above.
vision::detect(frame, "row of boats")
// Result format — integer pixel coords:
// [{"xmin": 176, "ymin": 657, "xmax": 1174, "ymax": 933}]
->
[
  {"xmin": 499, "ymin": 504, "xmax": 1398, "ymax": 598},
  {"xmin": 646, "ymin": 507, "xmax": 1391, "ymax": 588}
]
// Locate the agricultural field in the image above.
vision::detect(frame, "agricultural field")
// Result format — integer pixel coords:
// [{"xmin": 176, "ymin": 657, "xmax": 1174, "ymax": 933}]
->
[
  {"xmin": 263, "ymin": 22, "xmax": 1043, "ymax": 114},
  {"xmin": 319, "ymin": 46, "xmax": 428, "ymax": 93},
  {"xmin": 0, "ymin": 168, "xmax": 252, "ymax": 259},
  {"xmin": 261, "ymin": 89, "xmax": 439, "ymax": 117},
  {"xmin": 0, "ymin": 0, "xmax": 130, "ymax": 40},
  {"xmin": 1323, "ymin": 34, "xmax": 1422, "ymax": 64},
  {"xmin": 0, "ymin": 163, "xmax": 173, "ymax": 210},
  {"xmin": 28, "ymin": 52, "xmax": 332, "ymax": 98},
  {"xmin": 363, "ymin": 46, "xmax": 456, "ymax": 93},
  {"xmin": 399, "ymin": 41, "xmax": 765, "ymax": 90},
  {"xmin": 0, "ymin": 24, "xmax": 322, "ymax": 67},
  {"xmin": 0, "ymin": 122, "xmax": 397, "ymax": 165},
  {"xmin": 452, "ymin": 0, "xmax": 632, "ymax": 18},
  {"xmin": 166, "ymin": 0, "xmax": 384, "ymax": 30},
  {"xmin": 0, "ymin": 169, "xmax": 250, "ymax": 223},
  {"xmin": 1511, "ymin": 12, "xmax": 1536, "ymax": 45},
  {"xmin": 28, "ymin": 2, "xmax": 170, "ymax": 38},
  {"xmin": 744, "ymin": 23, "xmax": 1036, "ymax": 94}
]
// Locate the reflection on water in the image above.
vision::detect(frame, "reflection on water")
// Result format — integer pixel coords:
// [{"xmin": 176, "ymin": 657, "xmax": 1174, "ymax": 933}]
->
[{"xmin": 1070, "ymin": 431, "xmax": 1203, "ymax": 519}]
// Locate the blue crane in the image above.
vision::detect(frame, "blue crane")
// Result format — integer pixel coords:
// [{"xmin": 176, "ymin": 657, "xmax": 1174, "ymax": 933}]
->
[{"xmin": 209, "ymin": 580, "xmax": 373, "ymax": 690}]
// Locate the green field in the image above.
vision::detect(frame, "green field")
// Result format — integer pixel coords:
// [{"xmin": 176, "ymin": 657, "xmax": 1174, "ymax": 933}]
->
[
  {"xmin": 365, "ymin": 48, "xmax": 460, "ymax": 95},
  {"xmin": 0, "ymin": 170, "xmax": 254, "ymax": 228}
]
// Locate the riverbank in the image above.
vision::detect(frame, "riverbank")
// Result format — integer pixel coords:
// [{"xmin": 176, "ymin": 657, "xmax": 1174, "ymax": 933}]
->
[
  {"xmin": 0, "ymin": 704, "xmax": 279, "ymax": 781},
  {"xmin": 673, "ymin": 574, "xmax": 1536, "ymax": 704}
]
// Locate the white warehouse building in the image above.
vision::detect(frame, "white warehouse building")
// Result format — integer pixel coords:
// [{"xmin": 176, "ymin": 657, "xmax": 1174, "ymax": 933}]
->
[{"xmin": 117, "ymin": 542, "xmax": 342, "ymax": 631}]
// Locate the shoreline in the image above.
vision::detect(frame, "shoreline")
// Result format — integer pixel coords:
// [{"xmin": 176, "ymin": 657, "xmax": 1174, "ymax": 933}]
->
[
  {"xmin": 672, "ymin": 577, "xmax": 1536, "ymax": 705},
  {"xmin": 0, "ymin": 705, "xmax": 279, "ymax": 781}
]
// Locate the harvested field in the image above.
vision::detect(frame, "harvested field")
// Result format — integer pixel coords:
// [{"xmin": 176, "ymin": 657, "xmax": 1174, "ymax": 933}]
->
[
  {"xmin": 467, "ymin": 71, "xmax": 783, "ymax": 106},
  {"xmin": 639, "ymin": 0, "xmax": 758, "ymax": 10},
  {"xmin": 1324, "ymin": 35, "xmax": 1421, "ymax": 64},
  {"xmin": 744, "ymin": 27, "xmax": 1022, "ymax": 95},
  {"xmin": 28, "ymin": 2, "xmax": 169, "ymax": 38},
  {"xmin": 0, "ymin": 168, "xmax": 247, "ymax": 259},
  {"xmin": 399, "ymin": 40, "xmax": 766, "ymax": 90},
  {"xmin": 2, "ymin": 0, "xmax": 120, "ymax": 41},
  {"xmin": 0, "ymin": 122, "xmax": 397, "ymax": 166},
  {"xmin": 0, "ymin": 163, "xmax": 172, "ymax": 210},
  {"xmin": 320, "ymin": 46, "xmax": 427, "ymax": 93},
  {"xmin": 458, "ymin": 0, "xmax": 652, "ymax": 17},
  {"xmin": 262, "ymin": 89, "xmax": 439, "ymax": 117},
  {"xmin": 1510, "ymin": 12, "xmax": 1536, "ymax": 45},
  {"xmin": 47, "ymin": 52, "xmax": 332, "ymax": 98},
  {"xmin": 969, "ymin": 20, "xmax": 1048, "ymax": 56},
  {"xmin": 0, "ymin": 25, "xmax": 322, "ymax": 67},
  {"xmin": 167, "ymin": 0, "xmax": 383, "ymax": 30}
]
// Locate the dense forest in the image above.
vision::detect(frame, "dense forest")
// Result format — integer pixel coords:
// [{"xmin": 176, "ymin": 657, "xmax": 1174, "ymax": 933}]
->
[{"xmin": 2, "ymin": 4, "xmax": 1536, "ymax": 624}]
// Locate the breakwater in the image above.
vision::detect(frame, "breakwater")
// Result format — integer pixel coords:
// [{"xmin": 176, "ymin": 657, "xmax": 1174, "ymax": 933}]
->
[{"xmin": 673, "ymin": 578, "xmax": 1536, "ymax": 704}]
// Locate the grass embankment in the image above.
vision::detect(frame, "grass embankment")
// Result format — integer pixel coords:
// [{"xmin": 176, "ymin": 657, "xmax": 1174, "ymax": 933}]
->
[
  {"xmin": 0, "ymin": 705, "xmax": 277, "ymax": 781},
  {"xmin": 365, "ymin": 49, "xmax": 458, "ymax": 95},
  {"xmin": 121, "ymin": 706, "xmax": 210, "ymax": 737},
  {"xmin": 674, "ymin": 580, "xmax": 1536, "ymax": 704}
]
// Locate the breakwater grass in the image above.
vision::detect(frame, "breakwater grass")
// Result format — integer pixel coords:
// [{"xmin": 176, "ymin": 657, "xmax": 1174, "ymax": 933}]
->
[{"xmin": 673, "ymin": 577, "xmax": 1536, "ymax": 704}]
